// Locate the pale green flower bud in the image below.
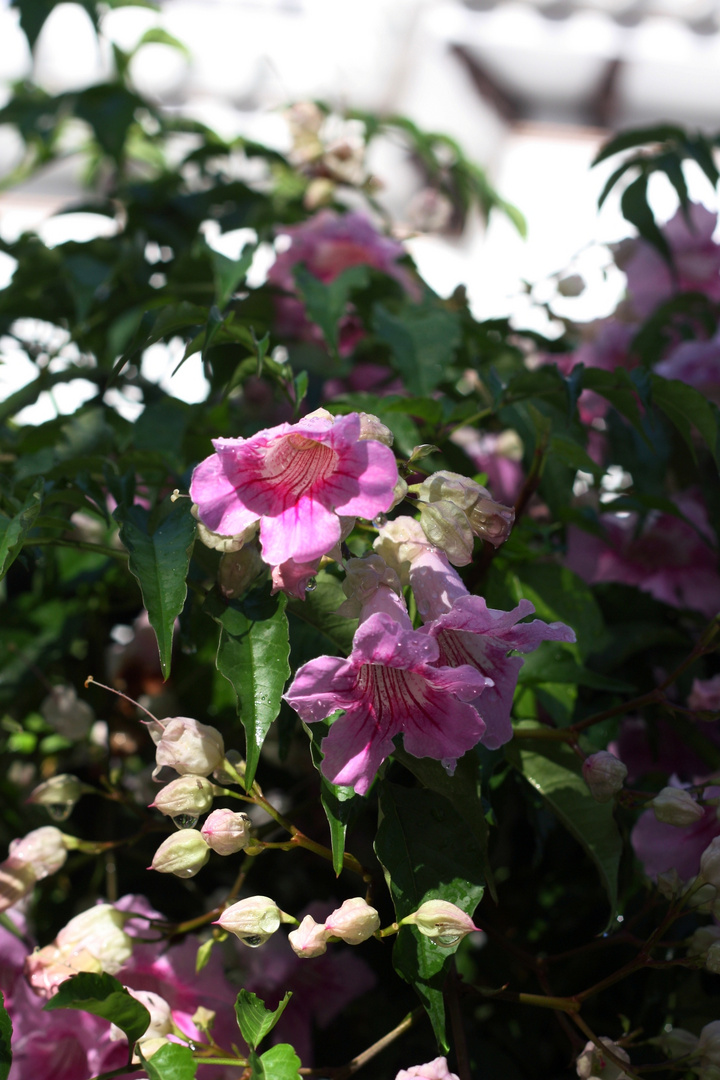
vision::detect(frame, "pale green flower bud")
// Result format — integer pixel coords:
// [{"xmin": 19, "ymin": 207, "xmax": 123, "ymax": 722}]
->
[
  {"xmin": 389, "ymin": 476, "xmax": 408, "ymax": 512},
  {"xmin": 466, "ymin": 494, "xmax": 515, "ymax": 548},
  {"xmin": 700, "ymin": 837, "xmax": 720, "ymax": 889},
  {"xmin": 192, "ymin": 505, "xmax": 259, "ymax": 553},
  {"xmin": 687, "ymin": 924, "xmax": 720, "ymax": 957},
  {"xmin": 9, "ymin": 826, "xmax": 68, "ymax": 879},
  {"xmin": 418, "ymin": 470, "xmax": 514, "ymax": 548},
  {"xmin": 215, "ymin": 895, "xmax": 293, "ymax": 947},
  {"xmin": 656, "ymin": 868, "xmax": 684, "ymax": 899},
  {"xmin": 418, "ymin": 471, "xmax": 481, "ymax": 511},
  {"xmin": 201, "ymin": 809, "xmax": 252, "ymax": 856},
  {"xmin": 288, "ymin": 915, "xmax": 330, "ymax": 958},
  {"xmin": 218, "ymin": 544, "xmax": 265, "ymax": 599},
  {"xmin": 700, "ymin": 1021, "xmax": 720, "ymax": 1067},
  {"xmin": 111, "ymin": 989, "xmax": 172, "ymax": 1044},
  {"xmin": 153, "ymin": 717, "xmax": 225, "ymax": 778},
  {"xmin": 0, "ymin": 858, "xmax": 36, "ymax": 912},
  {"xmin": 582, "ymin": 752, "xmax": 627, "ymax": 803},
  {"xmin": 57, "ymin": 904, "xmax": 133, "ymax": 975},
  {"xmin": 651, "ymin": 787, "xmax": 705, "ymax": 827},
  {"xmin": 337, "ymin": 554, "xmax": 403, "ymax": 618},
  {"xmin": 151, "ymin": 775, "xmax": 215, "ymax": 820},
  {"xmin": 132, "ymin": 1037, "xmax": 171, "ymax": 1063},
  {"xmin": 419, "ymin": 501, "xmax": 474, "ymax": 566},
  {"xmin": 655, "ymin": 1027, "xmax": 699, "ymax": 1060},
  {"xmin": 27, "ymin": 774, "xmax": 86, "ymax": 819},
  {"xmin": 684, "ymin": 876, "xmax": 717, "ymax": 909},
  {"xmin": 401, "ymin": 899, "xmax": 479, "ymax": 947},
  {"xmin": 358, "ymin": 413, "xmax": 394, "ymax": 447},
  {"xmin": 324, "ymin": 898, "xmax": 380, "ymax": 944},
  {"xmin": 150, "ymin": 830, "xmax": 210, "ymax": 878}
]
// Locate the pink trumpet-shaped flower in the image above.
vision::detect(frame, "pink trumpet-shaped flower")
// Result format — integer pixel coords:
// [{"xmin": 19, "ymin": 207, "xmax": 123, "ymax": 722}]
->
[
  {"xmin": 285, "ymin": 597, "xmax": 490, "ymax": 794},
  {"xmin": 190, "ymin": 412, "xmax": 398, "ymax": 567}
]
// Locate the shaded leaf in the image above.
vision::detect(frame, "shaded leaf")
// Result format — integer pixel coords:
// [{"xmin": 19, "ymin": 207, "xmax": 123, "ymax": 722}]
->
[
  {"xmin": 206, "ymin": 586, "xmax": 290, "ymax": 789},
  {"xmin": 375, "ymin": 782, "xmax": 485, "ymax": 1050},
  {"xmin": 235, "ymin": 990, "xmax": 292, "ymax": 1051},
  {"xmin": 286, "ymin": 571, "xmax": 357, "ymax": 667},
  {"xmin": 507, "ymin": 724, "xmax": 623, "ymax": 923},
  {"xmin": 44, "ymin": 972, "xmax": 150, "ymax": 1045},
  {"xmin": 374, "ymin": 300, "xmax": 461, "ymax": 396},
  {"xmin": 114, "ymin": 500, "xmax": 196, "ymax": 679},
  {"xmin": 139, "ymin": 1042, "xmax": 198, "ymax": 1080},
  {"xmin": 0, "ymin": 479, "xmax": 44, "ymax": 582},
  {"xmin": 294, "ymin": 264, "xmax": 369, "ymax": 354},
  {"xmin": 620, "ymin": 173, "xmax": 672, "ymax": 265},
  {"xmin": 249, "ymin": 1044, "xmax": 302, "ymax": 1080},
  {"xmin": 650, "ymin": 374, "xmax": 719, "ymax": 468}
]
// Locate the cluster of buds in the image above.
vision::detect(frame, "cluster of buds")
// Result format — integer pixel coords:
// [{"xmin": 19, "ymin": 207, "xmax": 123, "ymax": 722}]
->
[
  {"xmin": 288, "ymin": 898, "xmax": 381, "ymax": 958},
  {"xmin": 400, "ymin": 899, "xmax": 481, "ymax": 948},
  {"xmin": 413, "ymin": 471, "xmax": 515, "ymax": 566},
  {"xmin": 582, "ymin": 752, "xmax": 627, "ymax": 804},
  {"xmin": 0, "ymin": 826, "xmax": 70, "ymax": 913},
  {"xmin": 25, "ymin": 904, "xmax": 133, "ymax": 998},
  {"xmin": 286, "ymin": 102, "xmax": 367, "ymax": 208},
  {"xmin": 656, "ymin": 1021, "xmax": 720, "ymax": 1078}
]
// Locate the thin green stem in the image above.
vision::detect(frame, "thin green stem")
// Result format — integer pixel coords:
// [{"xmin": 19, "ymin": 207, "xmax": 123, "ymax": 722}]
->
[{"xmin": 24, "ymin": 537, "xmax": 128, "ymax": 560}]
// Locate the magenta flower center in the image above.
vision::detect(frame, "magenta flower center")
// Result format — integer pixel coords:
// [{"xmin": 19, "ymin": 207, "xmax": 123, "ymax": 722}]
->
[
  {"xmin": 355, "ymin": 663, "xmax": 433, "ymax": 726},
  {"xmin": 263, "ymin": 434, "xmax": 339, "ymax": 502}
]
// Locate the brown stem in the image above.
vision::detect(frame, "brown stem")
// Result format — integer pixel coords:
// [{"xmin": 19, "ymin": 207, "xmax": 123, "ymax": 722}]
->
[
  {"xmin": 570, "ymin": 1014, "xmax": 643, "ymax": 1080},
  {"xmin": 332, "ymin": 1008, "xmax": 424, "ymax": 1079}
]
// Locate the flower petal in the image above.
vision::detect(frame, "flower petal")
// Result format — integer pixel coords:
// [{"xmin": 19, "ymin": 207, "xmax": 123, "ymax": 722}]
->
[{"xmin": 260, "ymin": 496, "xmax": 341, "ymax": 565}]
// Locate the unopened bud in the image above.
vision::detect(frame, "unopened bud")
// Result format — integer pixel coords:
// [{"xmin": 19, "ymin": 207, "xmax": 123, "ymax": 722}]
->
[
  {"xmin": 419, "ymin": 501, "xmax": 474, "ymax": 566},
  {"xmin": 133, "ymin": 1037, "xmax": 170, "ymax": 1063},
  {"xmin": 357, "ymin": 412, "xmax": 394, "ymax": 446},
  {"xmin": 576, "ymin": 1037, "xmax": 631, "ymax": 1079},
  {"xmin": 324, "ymin": 898, "xmax": 380, "ymax": 944},
  {"xmin": 288, "ymin": 914, "xmax": 330, "ymax": 958},
  {"xmin": 684, "ymin": 876, "xmax": 717, "ymax": 909},
  {"xmin": 418, "ymin": 471, "xmax": 482, "ymax": 511},
  {"xmin": 700, "ymin": 1021, "xmax": 720, "ymax": 1066},
  {"xmin": 657, "ymin": 868, "xmax": 684, "ymax": 899},
  {"xmin": 304, "ymin": 177, "xmax": 336, "ymax": 210},
  {"xmin": 215, "ymin": 895, "xmax": 291, "ymax": 947},
  {"xmin": 111, "ymin": 989, "xmax": 172, "ymax": 1044},
  {"xmin": 656, "ymin": 1027, "xmax": 699, "ymax": 1060},
  {"xmin": 41, "ymin": 685, "xmax": 94, "ymax": 739},
  {"xmin": 27, "ymin": 774, "xmax": 86, "ymax": 817},
  {"xmin": 150, "ymin": 830, "xmax": 210, "ymax": 878},
  {"xmin": 154, "ymin": 717, "xmax": 225, "ymax": 778},
  {"xmin": 150, "ymin": 775, "xmax": 215, "ymax": 819},
  {"xmin": 9, "ymin": 826, "xmax": 68, "ymax": 879},
  {"xmin": 651, "ymin": 787, "xmax": 705, "ymax": 827},
  {"xmin": 57, "ymin": 904, "xmax": 133, "ymax": 975},
  {"xmin": 192, "ymin": 506, "xmax": 258, "ymax": 553},
  {"xmin": 218, "ymin": 544, "xmax": 265, "ymax": 599},
  {"xmin": 582, "ymin": 752, "xmax": 627, "ymax": 803},
  {"xmin": 0, "ymin": 858, "xmax": 36, "ymax": 912},
  {"xmin": 688, "ymin": 925, "xmax": 720, "ymax": 957},
  {"xmin": 192, "ymin": 1006, "xmax": 216, "ymax": 1032},
  {"xmin": 401, "ymin": 900, "xmax": 479, "ymax": 947},
  {"xmin": 337, "ymin": 554, "xmax": 402, "ymax": 617},
  {"xmin": 201, "ymin": 809, "xmax": 251, "ymax": 856},
  {"xmin": 389, "ymin": 476, "xmax": 408, "ymax": 511},
  {"xmin": 466, "ymin": 494, "xmax": 515, "ymax": 548},
  {"xmin": 700, "ymin": 837, "xmax": 720, "ymax": 889}
]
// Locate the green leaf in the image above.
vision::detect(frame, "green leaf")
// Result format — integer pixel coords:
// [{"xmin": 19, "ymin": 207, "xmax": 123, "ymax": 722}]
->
[
  {"xmin": 114, "ymin": 500, "xmax": 196, "ymax": 680},
  {"xmin": 0, "ymin": 990, "xmax": 11, "ymax": 1080},
  {"xmin": 375, "ymin": 782, "xmax": 485, "ymax": 1050},
  {"xmin": 592, "ymin": 124, "xmax": 686, "ymax": 167},
  {"xmin": 195, "ymin": 937, "xmax": 215, "ymax": 973},
  {"xmin": 286, "ymin": 570, "xmax": 357, "ymax": 667},
  {"xmin": 374, "ymin": 300, "xmax": 461, "ymax": 396},
  {"xmin": 506, "ymin": 724, "xmax": 622, "ymax": 924},
  {"xmin": 44, "ymin": 972, "xmax": 150, "ymax": 1045},
  {"xmin": 235, "ymin": 990, "xmax": 292, "ymax": 1051},
  {"xmin": 0, "ymin": 479, "xmax": 44, "ymax": 582},
  {"xmin": 650, "ymin": 374, "xmax": 719, "ymax": 468},
  {"xmin": 304, "ymin": 719, "xmax": 361, "ymax": 875},
  {"xmin": 293, "ymin": 264, "xmax": 369, "ymax": 354},
  {"xmin": 138, "ymin": 1042, "xmax": 198, "ymax": 1080},
  {"xmin": 620, "ymin": 173, "xmax": 672, "ymax": 265},
  {"xmin": 211, "ymin": 243, "xmax": 255, "ymax": 309},
  {"xmin": 205, "ymin": 586, "xmax": 290, "ymax": 789},
  {"xmin": 74, "ymin": 83, "xmax": 147, "ymax": 163},
  {"xmin": 256, "ymin": 1044, "xmax": 302, "ymax": 1080}
]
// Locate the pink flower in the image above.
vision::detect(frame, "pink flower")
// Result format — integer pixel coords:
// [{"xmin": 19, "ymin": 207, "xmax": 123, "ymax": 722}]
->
[
  {"xmin": 656, "ymin": 334, "xmax": 720, "ymax": 402},
  {"xmin": 689, "ymin": 675, "xmax": 720, "ymax": 712},
  {"xmin": 631, "ymin": 788, "xmax": 720, "ymax": 882},
  {"xmin": 285, "ymin": 593, "xmax": 489, "ymax": 794},
  {"xmin": 566, "ymin": 491, "xmax": 720, "ymax": 619},
  {"xmin": 396, "ymin": 1057, "xmax": 460, "ymax": 1080},
  {"xmin": 190, "ymin": 412, "xmax": 398, "ymax": 567},
  {"xmin": 621, "ymin": 202, "xmax": 720, "ymax": 319}
]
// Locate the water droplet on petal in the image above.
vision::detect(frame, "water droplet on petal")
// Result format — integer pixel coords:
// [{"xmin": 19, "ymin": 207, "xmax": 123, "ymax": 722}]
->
[
  {"xmin": 432, "ymin": 933, "xmax": 462, "ymax": 947},
  {"xmin": 172, "ymin": 814, "xmax": 199, "ymax": 830},
  {"xmin": 175, "ymin": 867, "xmax": 195, "ymax": 878},
  {"xmin": 240, "ymin": 934, "xmax": 264, "ymax": 948},
  {"xmin": 47, "ymin": 802, "xmax": 73, "ymax": 822},
  {"xmin": 305, "ymin": 578, "xmax": 317, "ymax": 592},
  {"xmin": 373, "ymin": 514, "xmax": 388, "ymax": 528}
]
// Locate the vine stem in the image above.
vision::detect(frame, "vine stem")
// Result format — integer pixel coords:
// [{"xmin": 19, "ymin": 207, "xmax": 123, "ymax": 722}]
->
[
  {"xmin": 445, "ymin": 964, "xmax": 471, "ymax": 1080},
  {"xmin": 570, "ymin": 1014, "xmax": 643, "ymax": 1080},
  {"xmin": 331, "ymin": 1007, "xmax": 424, "ymax": 1079}
]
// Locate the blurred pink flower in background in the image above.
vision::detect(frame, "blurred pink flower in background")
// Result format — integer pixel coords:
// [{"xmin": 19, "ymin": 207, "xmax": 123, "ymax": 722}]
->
[{"xmin": 631, "ymin": 786, "xmax": 720, "ymax": 882}]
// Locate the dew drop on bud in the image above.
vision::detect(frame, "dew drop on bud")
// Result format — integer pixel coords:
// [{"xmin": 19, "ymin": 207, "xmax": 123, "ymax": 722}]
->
[
  {"xmin": 373, "ymin": 514, "xmax": 388, "ymax": 528},
  {"xmin": 47, "ymin": 802, "xmax": 73, "ymax": 822},
  {"xmin": 172, "ymin": 814, "xmax": 199, "ymax": 830},
  {"xmin": 432, "ymin": 932, "xmax": 462, "ymax": 947},
  {"xmin": 240, "ymin": 934, "xmax": 264, "ymax": 948},
  {"xmin": 175, "ymin": 867, "xmax": 195, "ymax": 878},
  {"xmin": 305, "ymin": 578, "xmax": 317, "ymax": 592}
]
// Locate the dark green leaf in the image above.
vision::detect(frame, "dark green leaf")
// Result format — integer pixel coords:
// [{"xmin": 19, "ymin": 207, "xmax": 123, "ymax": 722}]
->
[
  {"xmin": 74, "ymin": 83, "xmax": 147, "ymax": 163},
  {"xmin": 44, "ymin": 972, "xmax": 150, "ymax": 1045},
  {"xmin": 374, "ymin": 300, "xmax": 461, "ymax": 396},
  {"xmin": 114, "ymin": 500, "xmax": 196, "ymax": 679},
  {"xmin": 650, "ymin": 374, "xmax": 719, "ymax": 468},
  {"xmin": 592, "ymin": 124, "xmax": 686, "ymax": 166},
  {"xmin": 294, "ymin": 264, "xmax": 369, "ymax": 354},
  {"xmin": 138, "ymin": 1042, "xmax": 198, "ymax": 1080},
  {"xmin": 211, "ymin": 243, "xmax": 255, "ymax": 309},
  {"xmin": 620, "ymin": 174, "xmax": 672, "ymax": 265},
  {"xmin": 286, "ymin": 571, "xmax": 357, "ymax": 666},
  {"xmin": 304, "ymin": 719, "xmax": 361, "ymax": 875},
  {"xmin": 0, "ymin": 479, "xmax": 44, "ymax": 581},
  {"xmin": 507, "ymin": 724, "xmax": 623, "ymax": 924},
  {"xmin": 0, "ymin": 990, "xmax": 11, "ymax": 1080},
  {"xmin": 235, "ymin": 990, "xmax": 292, "ymax": 1051},
  {"xmin": 206, "ymin": 587, "xmax": 290, "ymax": 789},
  {"xmin": 375, "ymin": 783, "xmax": 485, "ymax": 1050}
]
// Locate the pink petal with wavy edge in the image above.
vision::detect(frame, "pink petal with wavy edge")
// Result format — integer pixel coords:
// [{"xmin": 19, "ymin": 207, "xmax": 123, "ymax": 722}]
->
[
  {"xmin": 285, "ymin": 656, "xmax": 357, "ymax": 723},
  {"xmin": 351, "ymin": 612, "xmax": 439, "ymax": 669},
  {"xmin": 189, "ymin": 454, "xmax": 260, "ymax": 537},
  {"xmin": 260, "ymin": 496, "xmax": 341, "ymax": 565}
]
